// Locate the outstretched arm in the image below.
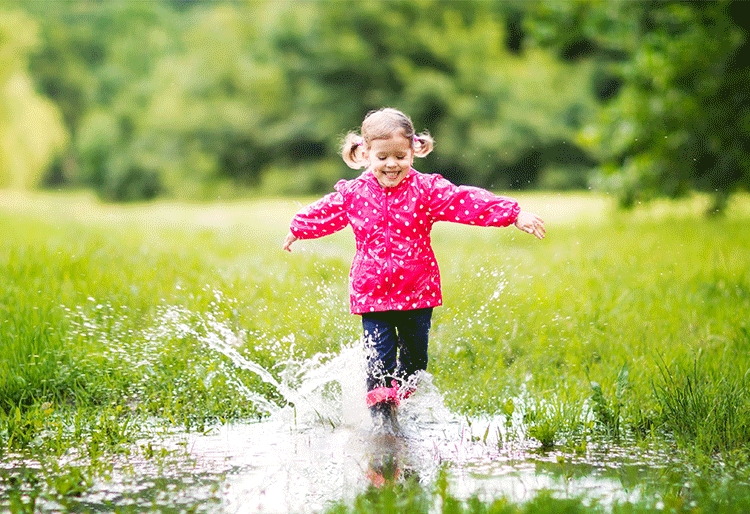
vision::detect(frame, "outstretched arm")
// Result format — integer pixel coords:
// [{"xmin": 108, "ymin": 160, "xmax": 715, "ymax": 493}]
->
[
  {"xmin": 282, "ymin": 232, "xmax": 298, "ymax": 252},
  {"xmin": 284, "ymin": 189, "xmax": 349, "ymax": 253},
  {"xmin": 514, "ymin": 210, "xmax": 546, "ymax": 240},
  {"xmin": 426, "ymin": 176, "xmax": 521, "ymax": 227}
]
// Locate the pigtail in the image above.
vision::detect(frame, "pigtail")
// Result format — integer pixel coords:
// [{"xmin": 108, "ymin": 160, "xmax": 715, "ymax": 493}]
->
[
  {"xmin": 341, "ymin": 132, "xmax": 367, "ymax": 169},
  {"xmin": 412, "ymin": 131, "xmax": 435, "ymax": 158}
]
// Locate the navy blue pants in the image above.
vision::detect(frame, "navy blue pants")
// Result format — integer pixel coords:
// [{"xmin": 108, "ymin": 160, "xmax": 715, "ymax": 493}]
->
[{"xmin": 361, "ymin": 308, "xmax": 433, "ymax": 391}]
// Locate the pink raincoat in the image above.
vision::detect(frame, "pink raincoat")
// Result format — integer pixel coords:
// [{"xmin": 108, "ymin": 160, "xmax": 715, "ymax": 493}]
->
[{"xmin": 289, "ymin": 168, "xmax": 520, "ymax": 314}]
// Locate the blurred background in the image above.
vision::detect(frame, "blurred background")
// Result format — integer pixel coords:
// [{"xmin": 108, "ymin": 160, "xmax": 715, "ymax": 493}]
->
[{"xmin": 1, "ymin": 0, "xmax": 747, "ymax": 212}]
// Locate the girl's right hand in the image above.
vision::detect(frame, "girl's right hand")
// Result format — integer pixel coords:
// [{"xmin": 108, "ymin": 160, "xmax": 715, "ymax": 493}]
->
[
  {"xmin": 282, "ymin": 232, "xmax": 298, "ymax": 252},
  {"xmin": 514, "ymin": 211, "xmax": 546, "ymax": 240}
]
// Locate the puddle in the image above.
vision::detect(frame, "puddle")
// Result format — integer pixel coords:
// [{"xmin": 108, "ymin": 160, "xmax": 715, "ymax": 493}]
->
[
  {"xmin": 3, "ymin": 303, "xmax": 676, "ymax": 512},
  {"xmin": 32, "ymin": 411, "xmax": 668, "ymax": 513}
]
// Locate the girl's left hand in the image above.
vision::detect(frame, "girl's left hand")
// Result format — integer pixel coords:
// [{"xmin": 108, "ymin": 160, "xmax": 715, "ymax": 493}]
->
[
  {"xmin": 282, "ymin": 232, "xmax": 298, "ymax": 252},
  {"xmin": 514, "ymin": 211, "xmax": 546, "ymax": 240}
]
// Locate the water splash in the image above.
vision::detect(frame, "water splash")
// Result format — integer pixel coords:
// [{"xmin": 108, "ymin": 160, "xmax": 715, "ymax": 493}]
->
[
  {"xmin": 60, "ymin": 298, "xmax": 661, "ymax": 513},
  {"xmin": 186, "ymin": 307, "xmax": 370, "ymax": 428}
]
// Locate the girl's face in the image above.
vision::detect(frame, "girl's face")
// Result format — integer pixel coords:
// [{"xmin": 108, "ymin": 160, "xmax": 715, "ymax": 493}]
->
[{"xmin": 366, "ymin": 134, "xmax": 414, "ymax": 188}]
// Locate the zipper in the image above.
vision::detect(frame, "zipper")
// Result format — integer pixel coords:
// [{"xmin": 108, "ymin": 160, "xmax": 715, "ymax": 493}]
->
[{"xmin": 382, "ymin": 186, "xmax": 394, "ymax": 310}]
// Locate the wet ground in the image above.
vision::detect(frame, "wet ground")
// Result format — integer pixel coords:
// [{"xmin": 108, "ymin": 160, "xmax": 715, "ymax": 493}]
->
[
  {"xmin": 2, "ymin": 311, "xmax": 679, "ymax": 513},
  {"xmin": 10, "ymin": 398, "xmax": 675, "ymax": 513}
]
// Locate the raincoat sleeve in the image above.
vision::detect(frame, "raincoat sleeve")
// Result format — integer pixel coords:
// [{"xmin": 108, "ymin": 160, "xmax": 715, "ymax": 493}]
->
[
  {"xmin": 426, "ymin": 174, "xmax": 520, "ymax": 227},
  {"xmin": 289, "ymin": 189, "xmax": 349, "ymax": 240}
]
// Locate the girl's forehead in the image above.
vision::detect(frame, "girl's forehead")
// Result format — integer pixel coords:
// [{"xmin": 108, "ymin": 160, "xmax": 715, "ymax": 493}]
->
[{"xmin": 369, "ymin": 134, "xmax": 411, "ymax": 152}]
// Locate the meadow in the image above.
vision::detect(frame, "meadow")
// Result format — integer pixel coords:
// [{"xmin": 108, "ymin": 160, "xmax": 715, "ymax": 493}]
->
[{"xmin": 1, "ymin": 190, "xmax": 750, "ymax": 512}]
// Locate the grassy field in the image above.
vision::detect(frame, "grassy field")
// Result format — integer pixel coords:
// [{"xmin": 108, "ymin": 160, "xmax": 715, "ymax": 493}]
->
[{"xmin": 1, "ymin": 190, "xmax": 750, "ymax": 512}]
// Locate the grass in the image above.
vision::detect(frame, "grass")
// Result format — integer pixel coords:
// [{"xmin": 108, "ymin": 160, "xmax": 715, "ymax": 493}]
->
[
  {"xmin": 326, "ymin": 470, "xmax": 602, "ymax": 514},
  {"xmin": 324, "ymin": 475, "xmax": 750, "ymax": 514},
  {"xmin": 1, "ymin": 189, "xmax": 750, "ymax": 512},
  {"xmin": 655, "ymin": 348, "xmax": 750, "ymax": 456}
]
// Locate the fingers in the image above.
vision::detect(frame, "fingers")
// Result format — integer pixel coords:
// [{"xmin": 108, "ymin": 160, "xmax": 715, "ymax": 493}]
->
[
  {"xmin": 282, "ymin": 232, "xmax": 297, "ymax": 252},
  {"xmin": 529, "ymin": 215, "xmax": 545, "ymax": 240},
  {"xmin": 515, "ymin": 211, "xmax": 546, "ymax": 240}
]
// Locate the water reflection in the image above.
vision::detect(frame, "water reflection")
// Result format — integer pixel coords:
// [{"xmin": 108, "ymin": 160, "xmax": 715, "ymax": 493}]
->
[
  {"xmin": 8, "ymin": 405, "xmax": 674, "ymax": 512},
  {"xmin": 365, "ymin": 433, "xmax": 406, "ymax": 488},
  {"xmin": 72, "ymin": 413, "xmax": 659, "ymax": 513},
  {"xmin": 13, "ymin": 305, "xmax": 672, "ymax": 512}
]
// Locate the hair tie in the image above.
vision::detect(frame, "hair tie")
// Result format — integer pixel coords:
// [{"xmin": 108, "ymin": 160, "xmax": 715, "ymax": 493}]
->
[
  {"xmin": 413, "ymin": 135, "xmax": 421, "ymax": 145},
  {"xmin": 355, "ymin": 137, "xmax": 364, "ymax": 147}
]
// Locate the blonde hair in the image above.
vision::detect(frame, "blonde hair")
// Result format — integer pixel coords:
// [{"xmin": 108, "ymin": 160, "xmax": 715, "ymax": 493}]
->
[{"xmin": 341, "ymin": 108, "xmax": 435, "ymax": 169}]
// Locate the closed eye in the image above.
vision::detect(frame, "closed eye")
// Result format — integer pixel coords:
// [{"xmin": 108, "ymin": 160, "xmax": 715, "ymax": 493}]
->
[{"xmin": 376, "ymin": 154, "xmax": 407, "ymax": 161}]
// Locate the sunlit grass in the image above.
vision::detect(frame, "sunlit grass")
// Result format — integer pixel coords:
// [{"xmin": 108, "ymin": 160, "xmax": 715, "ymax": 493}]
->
[{"xmin": 1, "ymin": 190, "xmax": 749, "ymax": 511}]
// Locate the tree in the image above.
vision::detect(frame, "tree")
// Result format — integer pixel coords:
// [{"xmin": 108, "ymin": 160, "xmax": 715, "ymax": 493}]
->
[
  {"xmin": 243, "ymin": 0, "xmax": 599, "ymax": 191},
  {"xmin": 26, "ymin": 0, "xmax": 183, "ymax": 200},
  {"xmin": 0, "ymin": 9, "xmax": 67, "ymax": 189},
  {"xmin": 18, "ymin": 0, "xmax": 601, "ymax": 200},
  {"xmin": 525, "ymin": 0, "xmax": 750, "ymax": 212}
]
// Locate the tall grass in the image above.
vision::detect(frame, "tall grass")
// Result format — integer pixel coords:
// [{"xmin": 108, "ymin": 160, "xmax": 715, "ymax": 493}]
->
[
  {"xmin": 432, "ymin": 211, "xmax": 749, "ymax": 449},
  {"xmin": 655, "ymin": 344, "xmax": 750, "ymax": 456},
  {"xmin": 1, "ymin": 191, "xmax": 749, "ymax": 510}
]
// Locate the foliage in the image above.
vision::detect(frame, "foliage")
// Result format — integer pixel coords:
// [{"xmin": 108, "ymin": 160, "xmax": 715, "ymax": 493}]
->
[
  {"xmin": 8, "ymin": 1, "xmax": 747, "ymax": 207},
  {"xmin": 15, "ymin": 0, "xmax": 601, "ymax": 200},
  {"xmin": 588, "ymin": 364, "xmax": 629, "ymax": 440},
  {"xmin": 525, "ymin": 0, "xmax": 750, "ymax": 212},
  {"xmin": 0, "ymin": 8, "xmax": 67, "ymax": 189}
]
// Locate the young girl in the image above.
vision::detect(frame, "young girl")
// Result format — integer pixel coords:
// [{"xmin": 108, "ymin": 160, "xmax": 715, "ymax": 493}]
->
[{"xmin": 283, "ymin": 108, "xmax": 545, "ymax": 429}]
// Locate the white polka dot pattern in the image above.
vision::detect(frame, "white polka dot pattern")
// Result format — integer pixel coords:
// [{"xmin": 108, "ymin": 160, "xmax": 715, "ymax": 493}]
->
[{"xmin": 289, "ymin": 169, "xmax": 520, "ymax": 314}]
